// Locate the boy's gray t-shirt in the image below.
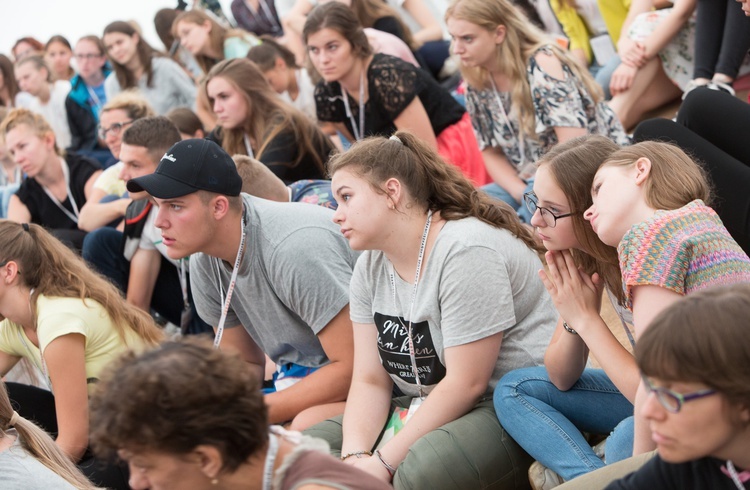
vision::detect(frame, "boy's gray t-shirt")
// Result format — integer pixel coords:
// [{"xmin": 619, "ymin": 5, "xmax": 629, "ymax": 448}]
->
[
  {"xmin": 191, "ymin": 194, "xmax": 360, "ymax": 368},
  {"xmin": 350, "ymin": 217, "xmax": 557, "ymax": 397}
]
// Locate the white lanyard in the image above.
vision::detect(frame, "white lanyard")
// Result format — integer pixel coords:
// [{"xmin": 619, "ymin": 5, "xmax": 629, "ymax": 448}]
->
[
  {"xmin": 725, "ymin": 461, "xmax": 747, "ymax": 490},
  {"xmin": 244, "ymin": 0, "xmax": 281, "ymax": 33},
  {"xmin": 41, "ymin": 158, "xmax": 80, "ymax": 224},
  {"xmin": 341, "ymin": 70, "xmax": 365, "ymax": 142},
  {"xmin": 488, "ymin": 76, "xmax": 526, "ymax": 167},
  {"xmin": 244, "ymin": 134, "xmax": 255, "ymax": 159},
  {"xmin": 261, "ymin": 433, "xmax": 280, "ymax": 490},
  {"xmin": 213, "ymin": 214, "xmax": 247, "ymax": 348},
  {"xmin": 388, "ymin": 210, "xmax": 432, "ymax": 398},
  {"xmin": 178, "ymin": 259, "xmax": 189, "ymax": 309},
  {"xmin": 85, "ymin": 84, "xmax": 103, "ymax": 115}
]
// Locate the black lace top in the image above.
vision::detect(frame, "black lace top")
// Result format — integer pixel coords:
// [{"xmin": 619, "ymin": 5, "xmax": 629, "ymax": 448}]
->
[{"xmin": 314, "ymin": 54, "xmax": 464, "ymax": 139}]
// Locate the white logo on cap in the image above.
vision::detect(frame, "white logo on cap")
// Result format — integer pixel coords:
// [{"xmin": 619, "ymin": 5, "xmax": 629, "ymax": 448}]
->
[{"xmin": 162, "ymin": 153, "xmax": 177, "ymax": 163}]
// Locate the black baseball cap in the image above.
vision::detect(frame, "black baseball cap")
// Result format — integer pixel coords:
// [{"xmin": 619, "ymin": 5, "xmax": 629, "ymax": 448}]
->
[{"xmin": 127, "ymin": 138, "xmax": 242, "ymax": 199}]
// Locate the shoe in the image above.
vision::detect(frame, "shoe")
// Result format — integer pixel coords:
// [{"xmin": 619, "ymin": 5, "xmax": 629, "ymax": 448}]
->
[
  {"xmin": 528, "ymin": 461, "xmax": 564, "ymax": 490},
  {"xmin": 682, "ymin": 79, "xmax": 709, "ymax": 100},
  {"xmin": 707, "ymin": 81, "xmax": 736, "ymax": 97}
]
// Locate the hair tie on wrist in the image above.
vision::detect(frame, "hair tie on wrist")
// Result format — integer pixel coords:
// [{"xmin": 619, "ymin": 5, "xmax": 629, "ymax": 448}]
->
[
  {"xmin": 8, "ymin": 411, "xmax": 20, "ymax": 427},
  {"xmin": 21, "ymin": 223, "xmax": 29, "ymax": 232},
  {"xmin": 563, "ymin": 322, "xmax": 578, "ymax": 335}
]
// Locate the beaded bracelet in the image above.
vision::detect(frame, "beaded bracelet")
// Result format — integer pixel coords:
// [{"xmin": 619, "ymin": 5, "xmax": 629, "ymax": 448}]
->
[
  {"xmin": 563, "ymin": 322, "xmax": 578, "ymax": 335},
  {"xmin": 340, "ymin": 450, "xmax": 373, "ymax": 461},
  {"xmin": 375, "ymin": 450, "xmax": 396, "ymax": 478}
]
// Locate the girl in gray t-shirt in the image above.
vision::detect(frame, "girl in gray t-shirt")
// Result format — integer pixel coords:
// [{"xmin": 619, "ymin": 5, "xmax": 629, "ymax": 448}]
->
[{"xmin": 306, "ymin": 131, "xmax": 557, "ymax": 489}]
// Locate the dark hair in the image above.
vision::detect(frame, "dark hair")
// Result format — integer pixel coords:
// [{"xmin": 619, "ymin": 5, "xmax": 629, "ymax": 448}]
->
[
  {"xmin": 45, "ymin": 35, "xmax": 72, "ymax": 51},
  {"xmin": 154, "ymin": 8, "xmax": 181, "ymax": 51},
  {"xmin": 90, "ymin": 337, "xmax": 269, "ymax": 470},
  {"xmin": 537, "ymin": 135, "xmax": 623, "ymax": 305},
  {"xmin": 0, "ymin": 55, "xmax": 21, "ymax": 106},
  {"xmin": 303, "ymin": 2, "xmax": 373, "ymax": 59},
  {"xmin": 637, "ymin": 284, "xmax": 750, "ymax": 412},
  {"xmin": 122, "ymin": 116, "xmax": 182, "ymax": 162},
  {"xmin": 12, "ymin": 37, "xmax": 44, "ymax": 59},
  {"xmin": 204, "ymin": 58, "xmax": 331, "ymax": 172},
  {"xmin": 329, "ymin": 131, "xmax": 543, "ymax": 253},
  {"xmin": 166, "ymin": 107, "xmax": 204, "ymax": 137},
  {"xmin": 103, "ymin": 21, "xmax": 161, "ymax": 89},
  {"xmin": 246, "ymin": 36, "xmax": 299, "ymax": 71}
]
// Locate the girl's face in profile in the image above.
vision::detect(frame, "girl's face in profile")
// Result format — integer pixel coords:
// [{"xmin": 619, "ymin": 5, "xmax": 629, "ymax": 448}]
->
[
  {"xmin": 529, "ymin": 165, "xmax": 579, "ymax": 251},
  {"xmin": 642, "ymin": 377, "xmax": 750, "ymax": 464},
  {"xmin": 584, "ymin": 164, "xmax": 643, "ymax": 247},
  {"xmin": 331, "ymin": 168, "xmax": 394, "ymax": 251},
  {"xmin": 206, "ymin": 76, "xmax": 249, "ymax": 130},
  {"xmin": 175, "ymin": 20, "xmax": 212, "ymax": 56},
  {"xmin": 307, "ymin": 28, "xmax": 358, "ymax": 84},
  {"xmin": 14, "ymin": 62, "xmax": 47, "ymax": 96},
  {"xmin": 262, "ymin": 58, "xmax": 291, "ymax": 95}
]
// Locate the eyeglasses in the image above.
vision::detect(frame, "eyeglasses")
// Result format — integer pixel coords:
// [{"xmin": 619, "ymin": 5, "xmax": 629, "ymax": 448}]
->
[
  {"xmin": 74, "ymin": 53, "xmax": 102, "ymax": 61},
  {"xmin": 642, "ymin": 375, "xmax": 717, "ymax": 413},
  {"xmin": 98, "ymin": 120, "xmax": 133, "ymax": 139},
  {"xmin": 523, "ymin": 192, "xmax": 573, "ymax": 228}
]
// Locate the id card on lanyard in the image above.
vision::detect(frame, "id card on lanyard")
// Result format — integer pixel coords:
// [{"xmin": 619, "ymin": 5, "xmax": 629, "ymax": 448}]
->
[{"xmin": 377, "ymin": 211, "xmax": 433, "ymax": 448}]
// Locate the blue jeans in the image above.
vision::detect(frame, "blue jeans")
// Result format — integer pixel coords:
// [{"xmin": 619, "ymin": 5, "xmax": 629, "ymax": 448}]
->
[
  {"xmin": 494, "ymin": 366, "xmax": 634, "ymax": 481},
  {"xmin": 595, "ymin": 55, "xmax": 622, "ymax": 100},
  {"xmin": 481, "ymin": 179, "xmax": 535, "ymax": 223}
]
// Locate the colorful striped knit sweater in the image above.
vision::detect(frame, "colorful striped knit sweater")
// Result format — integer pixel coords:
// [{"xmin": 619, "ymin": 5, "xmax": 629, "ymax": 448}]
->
[{"xmin": 618, "ymin": 200, "xmax": 750, "ymax": 310}]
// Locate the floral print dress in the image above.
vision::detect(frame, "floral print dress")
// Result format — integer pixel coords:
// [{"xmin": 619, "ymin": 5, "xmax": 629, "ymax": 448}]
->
[{"xmin": 465, "ymin": 45, "xmax": 630, "ymax": 179}]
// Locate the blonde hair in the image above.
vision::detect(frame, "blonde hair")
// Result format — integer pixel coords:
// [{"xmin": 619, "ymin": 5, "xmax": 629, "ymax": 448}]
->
[
  {"xmin": 232, "ymin": 154, "xmax": 288, "ymax": 202},
  {"xmin": 600, "ymin": 141, "xmax": 712, "ymax": 211},
  {"xmin": 0, "ymin": 221, "xmax": 163, "ymax": 346},
  {"xmin": 0, "ymin": 108, "xmax": 60, "ymax": 155},
  {"xmin": 445, "ymin": 0, "xmax": 602, "ymax": 139},
  {"xmin": 101, "ymin": 91, "xmax": 155, "ymax": 120},
  {"xmin": 0, "ymin": 383, "xmax": 100, "ymax": 490}
]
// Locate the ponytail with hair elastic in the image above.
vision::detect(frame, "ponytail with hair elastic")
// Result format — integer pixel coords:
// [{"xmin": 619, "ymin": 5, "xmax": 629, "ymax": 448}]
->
[{"xmin": 328, "ymin": 131, "xmax": 543, "ymax": 253}]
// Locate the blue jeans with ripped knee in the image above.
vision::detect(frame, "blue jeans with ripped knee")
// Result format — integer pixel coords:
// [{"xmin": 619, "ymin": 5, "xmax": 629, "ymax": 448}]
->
[{"xmin": 494, "ymin": 366, "xmax": 634, "ymax": 481}]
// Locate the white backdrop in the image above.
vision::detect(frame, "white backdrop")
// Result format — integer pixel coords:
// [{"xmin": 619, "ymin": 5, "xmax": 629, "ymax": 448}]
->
[{"xmin": 0, "ymin": 0, "xmax": 238, "ymax": 56}]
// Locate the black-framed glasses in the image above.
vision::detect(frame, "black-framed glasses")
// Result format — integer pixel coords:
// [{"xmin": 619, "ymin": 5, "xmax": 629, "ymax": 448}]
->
[
  {"xmin": 523, "ymin": 192, "xmax": 573, "ymax": 228},
  {"xmin": 642, "ymin": 375, "xmax": 716, "ymax": 413},
  {"xmin": 98, "ymin": 120, "xmax": 133, "ymax": 139}
]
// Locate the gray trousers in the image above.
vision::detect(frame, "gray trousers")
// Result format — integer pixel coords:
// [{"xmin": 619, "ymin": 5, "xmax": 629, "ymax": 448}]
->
[{"xmin": 304, "ymin": 397, "xmax": 534, "ymax": 490}]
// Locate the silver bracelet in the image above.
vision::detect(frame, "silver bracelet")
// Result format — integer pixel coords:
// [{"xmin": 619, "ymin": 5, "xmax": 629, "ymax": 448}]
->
[
  {"xmin": 563, "ymin": 322, "xmax": 578, "ymax": 335},
  {"xmin": 374, "ymin": 449, "xmax": 396, "ymax": 478}
]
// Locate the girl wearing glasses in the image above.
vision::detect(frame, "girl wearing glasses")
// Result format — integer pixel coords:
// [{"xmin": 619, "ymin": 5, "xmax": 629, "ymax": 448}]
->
[
  {"xmin": 0, "ymin": 221, "xmax": 163, "ymax": 489},
  {"xmin": 445, "ymin": 0, "xmax": 629, "ymax": 219},
  {"xmin": 1, "ymin": 109, "xmax": 101, "ymax": 251},
  {"xmin": 309, "ymin": 131, "xmax": 557, "ymax": 488},
  {"xmin": 495, "ymin": 136, "xmax": 637, "ymax": 485},
  {"xmin": 66, "ymin": 35, "xmax": 112, "ymax": 156},
  {"xmin": 102, "ymin": 21, "xmax": 196, "ymax": 116},
  {"xmin": 607, "ymin": 284, "xmax": 750, "ymax": 490}
]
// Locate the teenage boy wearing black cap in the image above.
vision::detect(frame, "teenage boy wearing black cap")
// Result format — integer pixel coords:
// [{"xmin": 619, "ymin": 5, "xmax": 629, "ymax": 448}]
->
[{"xmin": 128, "ymin": 139, "xmax": 359, "ymax": 427}]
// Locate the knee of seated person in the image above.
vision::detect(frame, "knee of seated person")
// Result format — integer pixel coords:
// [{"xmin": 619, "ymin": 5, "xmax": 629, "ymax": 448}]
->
[
  {"xmin": 395, "ymin": 405, "xmax": 531, "ymax": 489},
  {"xmin": 81, "ymin": 227, "xmax": 117, "ymax": 260}
]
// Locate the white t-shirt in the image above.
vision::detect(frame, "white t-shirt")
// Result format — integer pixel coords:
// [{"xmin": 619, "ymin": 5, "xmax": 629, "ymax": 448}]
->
[{"xmin": 28, "ymin": 80, "xmax": 72, "ymax": 149}]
